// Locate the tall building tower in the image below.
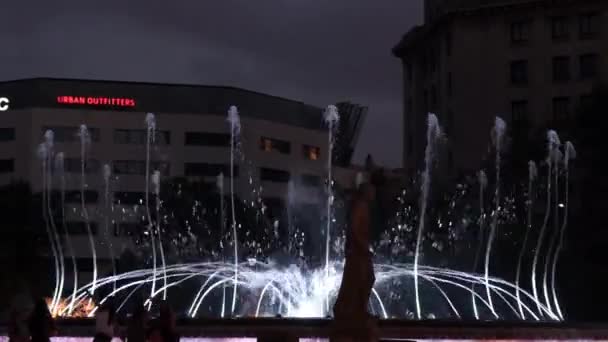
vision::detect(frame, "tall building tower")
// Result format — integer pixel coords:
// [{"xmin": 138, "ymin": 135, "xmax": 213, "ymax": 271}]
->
[
  {"xmin": 393, "ymin": 0, "xmax": 607, "ymax": 175},
  {"xmin": 333, "ymin": 102, "xmax": 368, "ymax": 167}
]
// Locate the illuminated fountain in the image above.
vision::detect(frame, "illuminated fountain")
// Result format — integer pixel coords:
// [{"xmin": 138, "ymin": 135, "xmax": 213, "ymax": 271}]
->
[{"xmin": 37, "ymin": 108, "xmax": 575, "ymax": 322}]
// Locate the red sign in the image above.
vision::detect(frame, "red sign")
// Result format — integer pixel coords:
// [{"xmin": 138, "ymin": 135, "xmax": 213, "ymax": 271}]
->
[{"xmin": 57, "ymin": 96, "xmax": 136, "ymax": 107}]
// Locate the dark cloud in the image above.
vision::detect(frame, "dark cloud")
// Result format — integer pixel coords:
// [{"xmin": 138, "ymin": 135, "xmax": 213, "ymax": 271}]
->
[{"xmin": 0, "ymin": 0, "xmax": 423, "ymax": 167}]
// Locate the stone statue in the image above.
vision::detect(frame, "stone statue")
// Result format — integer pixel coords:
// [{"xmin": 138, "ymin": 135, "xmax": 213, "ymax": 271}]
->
[{"xmin": 332, "ymin": 181, "xmax": 378, "ymax": 342}]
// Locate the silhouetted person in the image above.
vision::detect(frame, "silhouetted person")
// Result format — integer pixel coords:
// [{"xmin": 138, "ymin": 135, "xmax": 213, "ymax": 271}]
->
[
  {"xmin": 28, "ymin": 298, "xmax": 55, "ymax": 342},
  {"xmin": 332, "ymin": 181, "xmax": 377, "ymax": 341},
  {"xmin": 9, "ymin": 307, "xmax": 30, "ymax": 342},
  {"xmin": 147, "ymin": 302, "xmax": 178, "ymax": 342},
  {"xmin": 94, "ymin": 299, "xmax": 117, "ymax": 342},
  {"xmin": 126, "ymin": 298, "xmax": 148, "ymax": 342}
]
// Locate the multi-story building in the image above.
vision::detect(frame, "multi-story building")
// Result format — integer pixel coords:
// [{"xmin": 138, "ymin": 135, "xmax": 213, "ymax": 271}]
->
[
  {"xmin": 0, "ymin": 78, "xmax": 361, "ymax": 274},
  {"xmin": 393, "ymin": 0, "xmax": 607, "ymax": 175}
]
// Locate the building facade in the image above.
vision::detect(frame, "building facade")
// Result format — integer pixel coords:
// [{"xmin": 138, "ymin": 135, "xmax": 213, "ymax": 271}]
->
[
  {"xmin": 0, "ymin": 78, "xmax": 361, "ymax": 268},
  {"xmin": 393, "ymin": 0, "xmax": 607, "ymax": 175}
]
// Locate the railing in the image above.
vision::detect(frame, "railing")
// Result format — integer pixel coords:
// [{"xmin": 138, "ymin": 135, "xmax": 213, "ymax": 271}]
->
[{"xmin": 2, "ymin": 319, "xmax": 608, "ymax": 341}]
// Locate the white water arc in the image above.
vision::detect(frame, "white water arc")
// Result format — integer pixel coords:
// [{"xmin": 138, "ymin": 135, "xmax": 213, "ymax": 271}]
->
[
  {"xmin": 152, "ymin": 169, "xmax": 167, "ymax": 301},
  {"xmin": 103, "ymin": 164, "xmax": 117, "ymax": 293},
  {"xmin": 413, "ymin": 113, "xmax": 442, "ymax": 320},
  {"xmin": 227, "ymin": 105, "xmax": 241, "ymax": 315},
  {"xmin": 516, "ymin": 161, "xmax": 537, "ymax": 319},
  {"xmin": 323, "ymin": 104, "xmax": 339, "ymax": 315},
  {"xmin": 471, "ymin": 170, "xmax": 487, "ymax": 320},
  {"xmin": 217, "ymin": 172, "xmax": 227, "ymax": 318},
  {"xmin": 78, "ymin": 125, "xmax": 97, "ymax": 308},
  {"xmin": 56, "ymin": 152, "xmax": 79, "ymax": 315},
  {"xmin": 531, "ymin": 130, "xmax": 560, "ymax": 318},
  {"xmin": 543, "ymin": 145, "xmax": 562, "ymax": 316},
  {"xmin": 37, "ymin": 141, "xmax": 61, "ymax": 316},
  {"xmin": 144, "ymin": 113, "xmax": 158, "ymax": 310},
  {"xmin": 484, "ymin": 116, "xmax": 506, "ymax": 318},
  {"xmin": 550, "ymin": 141, "xmax": 576, "ymax": 320}
]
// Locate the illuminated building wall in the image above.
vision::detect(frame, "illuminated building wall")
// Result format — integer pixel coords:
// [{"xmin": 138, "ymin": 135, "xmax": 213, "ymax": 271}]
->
[{"xmin": 0, "ymin": 78, "xmax": 361, "ymax": 277}]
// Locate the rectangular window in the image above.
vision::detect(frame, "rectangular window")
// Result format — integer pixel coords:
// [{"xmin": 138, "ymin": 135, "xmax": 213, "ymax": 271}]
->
[
  {"xmin": 0, "ymin": 159, "xmax": 14, "ymax": 173},
  {"xmin": 301, "ymin": 174, "xmax": 322, "ymax": 187},
  {"xmin": 303, "ymin": 145, "xmax": 321, "ymax": 161},
  {"xmin": 114, "ymin": 129, "xmax": 170, "ymax": 145},
  {"xmin": 184, "ymin": 163, "xmax": 238, "ymax": 177},
  {"xmin": 260, "ymin": 168, "xmax": 290, "ymax": 183},
  {"xmin": 113, "ymin": 160, "xmax": 170, "ymax": 176},
  {"xmin": 43, "ymin": 126, "xmax": 100, "ymax": 143},
  {"xmin": 511, "ymin": 100, "xmax": 528, "ymax": 123},
  {"xmin": 184, "ymin": 132, "xmax": 231, "ymax": 147},
  {"xmin": 511, "ymin": 20, "xmax": 530, "ymax": 43},
  {"xmin": 0, "ymin": 128, "xmax": 15, "ymax": 141},
  {"xmin": 445, "ymin": 32, "xmax": 452, "ymax": 57},
  {"xmin": 260, "ymin": 137, "xmax": 291, "ymax": 154},
  {"xmin": 113, "ymin": 191, "xmax": 145, "ymax": 205},
  {"xmin": 580, "ymin": 54, "xmax": 598, "ymax": 79},
  {"xmin": 64, "ymin": 158, "xmax": 100, "ymax": 174},
  {"xmin": 447, "ymin": 73, "xmax": 452, "ymax": 97},
  {"xmin": 552, "ymin": 17, "xmax": 569, "ymax": 40},
  {"xmin": 64, "ymin": 221, "xmax": 99, "ymax": 235},
  {"xmin": 580, "ymin": 94, "xmax": 594, "ymax": 110},
  {"xmin": 580, "ymin": 13, "xmax": 600, "ymax": 39},
  {"xmin": 431, "ymin": 85, "xmax": 438, "ymax": 106},
  {"xmin": 553, "ymin": 97, "xmax": 570, "ymax": 122},
  {"xmin": 113, "ymin": 222, "xmax": 143, "ymax": 237},
  {"xmin": 510, "ymin": 60, "xmax": 528, "ymax": 85},
  {"xmin": 65, "ymin": 190, "xmax": 98, "ymax": 204},
  {"xmin": 263, "ymin": 197, "xmax": 285, "ymax": 218},
  {"xmin": 553, "ymin": 56, "xmax": 571, "ymax": 82}
]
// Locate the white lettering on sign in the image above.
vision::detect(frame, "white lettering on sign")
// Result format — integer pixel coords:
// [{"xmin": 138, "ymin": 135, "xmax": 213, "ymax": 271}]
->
[{"xmin": 0, "ymin": 97, "xmax": 9, "ymax": 111}]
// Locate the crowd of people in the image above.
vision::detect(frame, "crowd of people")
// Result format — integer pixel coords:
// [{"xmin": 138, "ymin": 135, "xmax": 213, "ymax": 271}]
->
[{"xmin": 8, "ymin": 297, "xmax": 179, "ymax": 342}]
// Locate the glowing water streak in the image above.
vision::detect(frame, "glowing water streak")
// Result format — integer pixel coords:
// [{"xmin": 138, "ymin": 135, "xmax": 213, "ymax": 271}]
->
[
  {"xmin": 56, "ymin": 153, "xmax": 79, "ymax": 316},
  {"xmin": 37, "ymin": 142, "xmax": 60, "ymax": 315},
  {"xmin": 484, "ymin": 116, "xmax": 506, "ymax": 318},
  {"xmin": 217, "ymin": 173, "xmax": 227, "ymax": 318},
  {"xmin": 472, "ymin": 170, "xmax": 487, "ymax": 319},
  {"xmin": 152, "ymin": 170, "xmax": 167, "ymax": 300},
  {"xmin": 43, "ymin": 132, "xmax": 67, "ymax": 317},
  {"xmin": 323, "ymin": 104, "xmax": 339, "ymax": 315},
  {"xmin": 531, "ymin": 130, "xmax": 560, "ymax": 317},
  {"xmin": 103, "ymin": 164, "xmax": 117, "ymax": 293},
  {"xmin": 516, "ymin": 161, "xmax": 537, "ymax": 319},
  {"xmin": 550, "ymin": 141, "xmax": 575, "ymax": 320},
  {"xmin": 227, "ymin": 106, "xmax": 241, "ymax": 315},
  {"xmin": 413, "ymin": 113, "xmax": 441, "ymax": 319},
  {"xmin": 543, "ymin": 146, "xmax": 562, "ymax": 316},
  {"xmin": 144, "ymin": 113, "xmax": 157, "ymax": 309},
  {"xmin": 78, "ymin": 125, "xmax": 97, "ymax": 300}
]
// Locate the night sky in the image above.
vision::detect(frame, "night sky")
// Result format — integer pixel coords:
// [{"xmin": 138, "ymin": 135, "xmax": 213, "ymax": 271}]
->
[{"xmin": 0, "ymin": 0, "xmax": 423, "ymax": 168}]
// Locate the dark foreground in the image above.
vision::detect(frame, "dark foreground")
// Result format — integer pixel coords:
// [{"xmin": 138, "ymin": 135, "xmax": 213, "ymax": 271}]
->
[{"xmin": 2, "ymin": 318, "xmax": 608, "ymax": 341}]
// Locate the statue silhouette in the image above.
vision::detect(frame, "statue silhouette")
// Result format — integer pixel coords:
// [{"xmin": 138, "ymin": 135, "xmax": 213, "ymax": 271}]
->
[{"xmin": 332, "ymin": 181, "xmax": 378, "ymax": 341}]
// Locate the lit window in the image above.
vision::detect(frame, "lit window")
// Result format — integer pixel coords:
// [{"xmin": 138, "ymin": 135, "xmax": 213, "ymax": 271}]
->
[
  {"xmin": 259, "ymin": 137, "xmax": 290, "ymax": 154},
  {"xmin": 303, "ymin": 145, "xmax": 320, "ymax": 160}
]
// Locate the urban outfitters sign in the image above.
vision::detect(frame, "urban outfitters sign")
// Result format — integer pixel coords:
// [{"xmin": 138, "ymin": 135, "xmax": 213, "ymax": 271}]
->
[
  {"xmin": 57, "ymin": 95, "xmax": 136, "ymax": 108},
  {"xmin": 0, "ymin": 97, "xmax": 9, "ymax": 111}
]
